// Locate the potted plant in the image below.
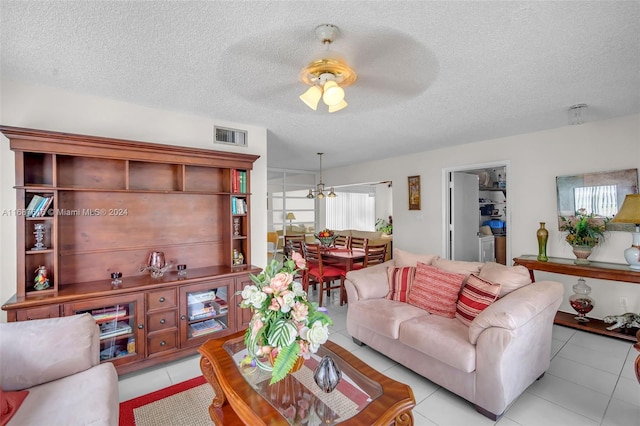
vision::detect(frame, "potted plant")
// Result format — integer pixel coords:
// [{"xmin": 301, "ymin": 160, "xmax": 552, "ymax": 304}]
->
[
  {"xmin": 375, "ymin": 217, "xmax": 393, "ymax": 235},
  {"xmin": 560, "ymin": 209, "xmax": 609, "ymax": 264}
]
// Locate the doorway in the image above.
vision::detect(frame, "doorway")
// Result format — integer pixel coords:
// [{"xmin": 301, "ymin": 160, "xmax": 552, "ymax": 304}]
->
[{"xmin": 442, "ymin": 161, "xmax": 511, "ymax": 264}]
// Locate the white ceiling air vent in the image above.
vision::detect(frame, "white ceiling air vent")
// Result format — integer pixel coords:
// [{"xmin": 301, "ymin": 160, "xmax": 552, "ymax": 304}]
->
[{"xmin": 214, "ymin": 126, "xmax": 247, "ymax": 147}]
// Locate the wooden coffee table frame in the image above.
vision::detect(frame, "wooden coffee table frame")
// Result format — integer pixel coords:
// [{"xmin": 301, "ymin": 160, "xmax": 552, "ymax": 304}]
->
[{"xmin": 199, "ymin": 330, "xmax": 416, "ymax": 425}]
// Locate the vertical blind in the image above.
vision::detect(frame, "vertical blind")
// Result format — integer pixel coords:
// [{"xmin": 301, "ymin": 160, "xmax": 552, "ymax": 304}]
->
[
  {"xmin": 574, "ymin": 185, "xmax": 618, "ymax": 217},
  {"xmin": 325, "ymin": 192, "xmax": 376, "ymax": 231}
]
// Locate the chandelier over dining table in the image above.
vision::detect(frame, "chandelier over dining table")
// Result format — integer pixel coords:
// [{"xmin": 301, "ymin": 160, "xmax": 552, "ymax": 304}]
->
[{"xmin": 306, "ymin": 153, "xmax": 336, "ymax": 199}]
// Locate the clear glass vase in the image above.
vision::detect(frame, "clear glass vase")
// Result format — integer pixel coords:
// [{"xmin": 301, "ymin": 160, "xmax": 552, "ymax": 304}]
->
[{"xmin": 569, "ymin": 278, "xmax": 594, "ymax": 322}]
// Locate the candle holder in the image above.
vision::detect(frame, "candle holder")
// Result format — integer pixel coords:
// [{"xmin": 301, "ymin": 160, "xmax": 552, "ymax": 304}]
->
[
  {"xmin": 111, "ymin": 272, "xmax": 123, "ymax": 287},
  {"xmin": 177, "ymin": 264, "xmax": 187, "ymax": 276},
  {"xmin": 33, "ymin": 223, "xmax": 47, "ymax": 251},
  {"xmin": 233, "ymin": 218, "xmax": 241, "ymax": 236}
]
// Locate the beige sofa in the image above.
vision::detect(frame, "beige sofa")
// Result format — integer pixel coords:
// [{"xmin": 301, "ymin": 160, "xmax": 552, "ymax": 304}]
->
[
  {"xmin": 344, "ymin": 250, "xmax": 563, "ymax": 420},
  {"xmin": 0, "ymin": 314, "xmax": 119, "ymax": 425}
]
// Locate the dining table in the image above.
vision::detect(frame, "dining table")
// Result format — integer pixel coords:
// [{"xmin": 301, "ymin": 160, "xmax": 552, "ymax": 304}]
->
[{"xmin": 320, "ymin": 247, "xmax": 366, "ymax": 272}]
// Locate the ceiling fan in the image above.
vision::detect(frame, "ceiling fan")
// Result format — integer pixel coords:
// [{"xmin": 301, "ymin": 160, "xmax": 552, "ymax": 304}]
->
[{"xmin": 298, "ymin": 24, "xmax": 357, "ymax": 113}]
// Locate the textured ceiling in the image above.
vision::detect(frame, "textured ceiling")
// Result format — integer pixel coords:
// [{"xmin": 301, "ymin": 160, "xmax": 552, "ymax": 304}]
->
[{"xmin": 1, "ymin": 1, "xmax": 639, "ymax": 171}]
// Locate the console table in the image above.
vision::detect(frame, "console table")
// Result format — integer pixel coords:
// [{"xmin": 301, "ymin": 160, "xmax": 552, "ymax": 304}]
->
[{"xmin": 513, "ymin": 255, "xmax": 639, "ymax": 342}]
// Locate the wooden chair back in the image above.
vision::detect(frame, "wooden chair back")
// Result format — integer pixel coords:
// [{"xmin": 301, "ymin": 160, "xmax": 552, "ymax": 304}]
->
[
  {"xmin": 284, "ymin": 235, "xmax": 305, "ymax": 258},
  {"xmin": 333, "ymin": 235, "xmax": 351, "ymax": 248},
  {"xmin": 302, "ymin": 243, "xmax": 346, "ymax": 306},
  {"xmin": 364, "ymin": 242, "xmax": 388, "ymax": 267},
  {"xmin": 349, "ymin": 236, "xmax": 369, "ymax": 250}
]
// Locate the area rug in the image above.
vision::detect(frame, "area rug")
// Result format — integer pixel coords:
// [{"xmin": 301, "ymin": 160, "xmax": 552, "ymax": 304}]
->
[{"xmin": 119, "ymin": 376, "xmax": 214, "ymax": 426}]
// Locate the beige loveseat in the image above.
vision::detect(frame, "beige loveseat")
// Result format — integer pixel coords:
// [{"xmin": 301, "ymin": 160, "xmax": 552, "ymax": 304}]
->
[
  {"xmin": 0, "ymin": 314, "xmax": 119, "ymax": 425},
  {"xmin": 344, "ymin": 250, "xmax": 563, "ymax": 420}
]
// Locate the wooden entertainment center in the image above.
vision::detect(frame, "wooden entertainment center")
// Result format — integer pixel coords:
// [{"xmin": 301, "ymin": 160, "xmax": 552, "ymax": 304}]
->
[{"xmin": 1, "ymin": 126, "xmax": 260, "ymax": 374}]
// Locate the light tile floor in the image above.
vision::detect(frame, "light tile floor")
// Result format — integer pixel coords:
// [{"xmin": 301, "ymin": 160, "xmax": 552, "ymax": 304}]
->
[{"xmin": 119, "ymin": 293, "xmax": 640, "ymax": 425}]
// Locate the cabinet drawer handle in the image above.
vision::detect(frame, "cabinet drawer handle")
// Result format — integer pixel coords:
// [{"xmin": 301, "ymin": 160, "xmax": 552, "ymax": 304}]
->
[
  {"xmin": 137, "ymin": 324, "xmax": 144, "ymax": 329},
  {"xmin": 180, "ymin": 315, "xmax": 186, "ymax": 320},
  {"xmin": 159, "ymin": 297, "xmax": 165, "ymax": 303},
  {"xmin": 159, "ymin": 319, "xmax": 166, "ymax": 324},
  {"xmin": 160, "ymin": 341, "xmax": 166, "ymax": 347}
]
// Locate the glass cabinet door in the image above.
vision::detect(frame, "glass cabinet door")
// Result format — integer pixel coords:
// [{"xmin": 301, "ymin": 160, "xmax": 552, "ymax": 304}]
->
[
  {"xmin": 64, "ymin": 294, "xmax": 145, "ymax": 366},
  {"xmin": 180, "ymin": 279, "xmax": 235, "ymax": 347}
]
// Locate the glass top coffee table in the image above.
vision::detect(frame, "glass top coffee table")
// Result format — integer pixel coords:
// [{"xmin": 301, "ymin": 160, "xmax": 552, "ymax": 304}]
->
[{"xmin": 199, "ymin": 330, "xmax": 415, "ymax": 425}]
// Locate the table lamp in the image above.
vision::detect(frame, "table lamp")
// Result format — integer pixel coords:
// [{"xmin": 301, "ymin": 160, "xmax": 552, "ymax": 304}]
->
[
  {"xmin": 610, "ymin": 194, "xmax": 640, "ymax": 270},
  {"xmin": 286, "ymin": 212, "xmax": 296, "ymax": 227}
]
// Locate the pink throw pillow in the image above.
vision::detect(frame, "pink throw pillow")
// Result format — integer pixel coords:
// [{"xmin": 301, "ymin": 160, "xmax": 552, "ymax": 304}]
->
[
  {"xmin": 407, "ymin": 263, "xmax": 466, "ymax": 318},
  {"xmin": 386, "ymin": 266, "xmax": 416, "ymax": 302},
  {"xmin": 1, "ymin": 386, "xmax": 29, "ymax": 426},
  {"xmin": 455, "ymin": 274, "xmax": 501, "ymax": 327}
]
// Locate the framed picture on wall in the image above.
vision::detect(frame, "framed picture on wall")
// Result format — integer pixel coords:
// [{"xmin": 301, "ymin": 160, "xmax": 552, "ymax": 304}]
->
[{"xmin": 408, "ymin": 175, "xmax": 421, "ymax": 210}]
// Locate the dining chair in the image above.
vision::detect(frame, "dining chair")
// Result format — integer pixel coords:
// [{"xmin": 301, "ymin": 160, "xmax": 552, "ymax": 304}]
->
[
  {"xmin": 302, "ymin": 243, "xmax": 347, "ymax": 306},
  {"xmin": 333, "ymin": 235, "xmax": 351, "ymax": 248},
  {"xmin": 341, "ymin": 242, "xmax": 388, "ymax": 303},
  {"xmin": 267, "ymin": 231, "xmax": 278, "ymax": 261},
  {"xmin": 283, "ymin": 235, "xmax": 305, "ymax": 258},
  {"xmin": 349, "ymin": 236, "xmax": 369, "ymax": 250}
]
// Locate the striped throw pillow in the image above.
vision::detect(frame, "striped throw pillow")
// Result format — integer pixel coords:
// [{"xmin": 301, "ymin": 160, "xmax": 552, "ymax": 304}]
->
[
  {"xmin": 386, "ymin": 267, "xmax": 416, "ymax": 302},
  {"xmin": 455, "ymin": 274, "xmax": 501, "ymax": 327},
  {"xmin": 407, "ymin": 263, "xmax": 466, "ymax": 318}
]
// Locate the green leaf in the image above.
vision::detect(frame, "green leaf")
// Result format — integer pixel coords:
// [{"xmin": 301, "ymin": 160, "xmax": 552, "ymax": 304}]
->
[
  {"xmin": 270, "ymin": 342, "xmax": 300, "ymax": 384},
  {"xmin": 267, "ymin": 318, "xmax": 296, "ymax": 348}
]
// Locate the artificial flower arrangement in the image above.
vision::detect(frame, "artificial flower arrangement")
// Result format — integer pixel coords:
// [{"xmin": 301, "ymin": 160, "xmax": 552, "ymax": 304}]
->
[
  {"xmin": 560, "ymin": 208, "xmax": 609, "ymax": 247},
  {"xmin": 238, "ymin": 251, "xmax": 333, "ymax": 384}
]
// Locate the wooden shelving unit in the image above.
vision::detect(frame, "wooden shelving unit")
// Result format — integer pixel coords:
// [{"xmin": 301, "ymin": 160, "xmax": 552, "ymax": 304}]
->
[
  {"xmin": 1, "ymin": 126, "xmax": 261, "ymax": 374},
  {"xmin": 514, "ymin": 255, "xmax": 639, "ymax": 342}
]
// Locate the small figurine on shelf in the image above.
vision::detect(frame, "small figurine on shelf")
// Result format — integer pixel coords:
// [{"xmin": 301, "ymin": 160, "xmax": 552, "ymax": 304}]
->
[
  {"xmin": 233, "ymin": 249, "xmax": 244, "ymax": 266},
  {"xmin": 33, "ymin": 265, "xmax": 50, "ymax": 290}
]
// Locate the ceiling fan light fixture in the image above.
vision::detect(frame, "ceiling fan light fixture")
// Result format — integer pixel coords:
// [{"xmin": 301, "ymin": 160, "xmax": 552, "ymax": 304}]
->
[
  {"xmin": 322, "ymin": 80, "xmax": 345, "ymax": 105},
  {"xmin": 328, "ymin": 99, "xmax": 347, "ymax": 113},
  {"xmin": 328, "ymin": 187, "xmax": 337, "ymax": 197},
  {"xmin": 300, "ymin": 85, "xmax": 322, "ymax": 110}
]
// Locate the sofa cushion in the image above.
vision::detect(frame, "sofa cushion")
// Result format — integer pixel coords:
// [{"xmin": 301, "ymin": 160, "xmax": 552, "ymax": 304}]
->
[
  {"xmin": 7, "ymin": 363, "xmax": 119, "ymax": 426},
  {"xmin": 348, "ymin": 299, "xmax": 429, "ymax": 339},
  {"xmin": 432, "ymin": 258, "xmax": 484, "ymax": 277},
  {"xmin": 479, "ymin": 262, "xmax": 531, "ymax": 297},
  {"xmin": 407, "ymin": 263, "xmax": 466, "ymax": 318},
  {"xmin": 386, "ymin": 266, "xmax": 416, "ymax": 302},
  {"xmin": 0, "ymin": 314, "xmax": 97, "ymax": 391},
  {"xmin": 393, "ymin": 248, "xmax": 439, "ymax": 267},
  {"xmin": 455, "ymin": 274, "xmax": 501, "ymax": 327},
  {"xmin": 1, "ymin": 386, "xmax": 29, "ymax": 426},
  {"xmin": 399, "ymin": 314, "xmax": 476, "ymax": 373}
]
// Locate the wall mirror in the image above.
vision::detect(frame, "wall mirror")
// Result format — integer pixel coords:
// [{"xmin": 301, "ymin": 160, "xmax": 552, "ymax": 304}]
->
[{"xmin": 556, "ymin": 168, "xmax": 638, "ymax": 231}]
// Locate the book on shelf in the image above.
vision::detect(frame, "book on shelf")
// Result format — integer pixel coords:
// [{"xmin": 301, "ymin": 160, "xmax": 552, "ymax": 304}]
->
[
  {"xmin": 99, "ymin": 320, "xmax": 132, "ymax": 339},
  {"xmin": 189, "ymin": 318, "xmax": 226, "ymax": 337},
  {"xmin": 232, "ymin": 169, "xmax": 247, "ymax": 193},
  {"xmin": 91, "ymin": 306, "xmax": 128, "ymax": 322},
  {"xmin": 35, "ymin": 196, "xmax": 54, "ymax": 217},
  {"xmin": 26, "ymin": 195, "xmax": 44, "ymax": 217},
  {"xmin": 213, "ymin": 297, "xmax": 228, "ymax": 314}
]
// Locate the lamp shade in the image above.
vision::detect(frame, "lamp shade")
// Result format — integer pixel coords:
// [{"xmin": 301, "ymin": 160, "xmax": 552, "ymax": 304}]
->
[
  {"xmin": 328, "ymin": 100, "xmax": 348, "ymax": 113},
  {"xmin": 285, "ymin": 212, "xmax": 296, "ymax": 221},
  {"xmin": 322, "ymin": 80, "xmax": 345, "ymax": 106},
  {"xmin": 611, "ymin": 194, "xmax": 640, "ymax": 225},
  {"xmin": 300, "ymin": 86, "xmax": 322, "ymax": 110},
  {"xmin": 610, "ymin": 194, "xmax": 640, "ymax": 270}
]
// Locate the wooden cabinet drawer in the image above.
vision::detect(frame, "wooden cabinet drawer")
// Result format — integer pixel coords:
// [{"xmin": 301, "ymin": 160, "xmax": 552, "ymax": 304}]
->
[
  {"xmin": 147, "ymin": 310, "xmax": 178, "ymax": 333},
  {"xmin": 147, "ymin": 331, "xmax": 178, "ymax": 355},
  {"xmin": 15, "ymin": 305, "xmax": 60, "ymax": 321},
  {"xmin": 146, "ymin": 289, "xmax": 177, "ymax": 311}
]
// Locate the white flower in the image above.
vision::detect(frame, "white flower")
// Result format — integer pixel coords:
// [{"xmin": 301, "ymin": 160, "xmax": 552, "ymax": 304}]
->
[
  {"xmin": 249, "ymin": 291, "xmax": 267, "ymax": 309},
  {"xmin": 300, "ymin": 320, "xmax": 329, "ymax": 353},
  {"xmin": 291, "ymin": 281, "xmax": 306, "ymax": 297},
  {"xmin": 280, "ymin": 292, "xmax": 296, "ymax": 313},
  {"xmin": 242, "ymin": 284, "xmax": 259, "ymax": 300}
]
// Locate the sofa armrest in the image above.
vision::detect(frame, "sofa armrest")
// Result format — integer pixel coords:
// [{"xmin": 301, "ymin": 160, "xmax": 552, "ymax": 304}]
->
[
  {"xmin": 469, "ymin": 281, "xmax": 563, "ymax": 344},
  {"xmin": 344, "ymin": 260, "xmax": 394, "ymax": 302},
  {"xmin": 0, "ymin": 313, "xmax": 100, "ymax": 391}
]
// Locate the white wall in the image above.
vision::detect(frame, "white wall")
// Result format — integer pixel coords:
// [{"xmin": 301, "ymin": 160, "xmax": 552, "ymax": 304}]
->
[
  {"xmin": 325, "ymin": 114, "xmax": 640, "ymax": 319},
  {"xmin": 0, "ymin": 80, "xmax": 268, "ymax": 323}
]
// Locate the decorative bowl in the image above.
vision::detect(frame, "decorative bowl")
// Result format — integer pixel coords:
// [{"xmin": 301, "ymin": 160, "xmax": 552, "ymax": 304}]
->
[{"xmin": 315, "ymin": 234, "xmax": 337, "ymax": 247}]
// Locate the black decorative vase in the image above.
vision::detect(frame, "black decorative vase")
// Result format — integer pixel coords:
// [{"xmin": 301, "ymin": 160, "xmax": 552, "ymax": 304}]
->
[{"xmin": 313, "ymin": 355, "xmax": 341, "ymax": 393}]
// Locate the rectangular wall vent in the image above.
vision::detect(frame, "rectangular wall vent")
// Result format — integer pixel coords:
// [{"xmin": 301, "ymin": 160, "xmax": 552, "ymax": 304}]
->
[{"xmin": 214, "ymin": 126, "xmax": 247, "ymax": 147}]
